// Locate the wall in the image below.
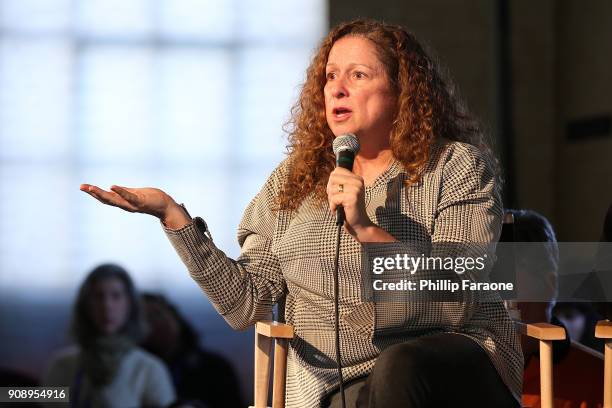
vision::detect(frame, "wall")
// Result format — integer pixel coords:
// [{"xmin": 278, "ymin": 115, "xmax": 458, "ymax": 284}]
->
[
  {"xmin": 555, "ymin": 0, "xmax": 612, "ymax": 240},
  {"xmin": 329, "ymin": 0, "xmax": 612, "ymax": 240}
]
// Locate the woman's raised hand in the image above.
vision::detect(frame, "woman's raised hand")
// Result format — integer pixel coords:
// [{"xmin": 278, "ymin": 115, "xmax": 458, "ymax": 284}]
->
[{"xmin": 80, "ymin": 184, "xmax": 191, "ymax": 229}]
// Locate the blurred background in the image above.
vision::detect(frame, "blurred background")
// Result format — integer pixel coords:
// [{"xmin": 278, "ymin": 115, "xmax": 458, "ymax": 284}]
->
[{"xmin": 0, "ymin": 0, "xmax": 610, "ymax": 405}]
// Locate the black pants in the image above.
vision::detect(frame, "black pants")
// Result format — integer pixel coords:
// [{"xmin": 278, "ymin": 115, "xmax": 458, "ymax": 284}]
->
[{"xmin": 323, "ymin": 333, "xmax": 519, "ymax": 408}]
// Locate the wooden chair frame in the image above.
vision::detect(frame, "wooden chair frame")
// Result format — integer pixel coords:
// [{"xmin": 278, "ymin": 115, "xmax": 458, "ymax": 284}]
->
[
  {"xmin": 250, "ymin": 320, "xmax": 566, "ymax": 408},
  {"xmin": 595, "ymin": 320, "xmax": 612, "ymax": 408},
  {"xmin": 250, "ymin": 321, "xmax": 294, "ymax": 408}
]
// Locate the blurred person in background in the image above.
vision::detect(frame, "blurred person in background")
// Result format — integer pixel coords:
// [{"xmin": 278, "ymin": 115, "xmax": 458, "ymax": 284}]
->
[
  {"xmin": 506, "ymin": 209, "xmax": 604, "ymax": 408},
  {"xmin": 43, "ymin": 263, "xmax": 175, "ymax": 407},
  {"xmin": 141, "ymin": 293, "xmax": 243, "ymax": 408},
  {"xmin": 556, "ymin": 202, "xmax": 612, "ymax": 352},
  {"xmin": 594, "ymin": 202, "xmax": 612, "ymax": 320}
]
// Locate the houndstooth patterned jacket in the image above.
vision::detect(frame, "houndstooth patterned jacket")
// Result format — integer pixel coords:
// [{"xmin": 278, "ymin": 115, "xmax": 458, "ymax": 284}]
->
[{"xmin": 163, "ymin": 140, "xmax": 523, "ymax": 407}]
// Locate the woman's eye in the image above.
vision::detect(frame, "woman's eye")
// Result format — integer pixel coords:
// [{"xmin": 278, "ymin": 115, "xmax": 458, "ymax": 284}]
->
[
  {"xmin": 353, "ymin": 71, "xmax": 366, "ymax": 79},
  {"xmin": 326, "ymin": 72, "xmax": 336, "ymax": 80}
]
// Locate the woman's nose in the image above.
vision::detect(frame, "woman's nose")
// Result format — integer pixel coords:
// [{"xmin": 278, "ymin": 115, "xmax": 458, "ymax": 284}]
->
[{"xmin": 331, "ymin": 77, "xmax": 349, "ymax": 98}]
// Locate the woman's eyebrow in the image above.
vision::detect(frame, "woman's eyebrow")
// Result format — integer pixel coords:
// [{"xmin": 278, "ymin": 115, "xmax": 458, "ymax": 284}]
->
[{"xmin": 325, "ymin": 62, "xmax": 376, "ymax": 70}]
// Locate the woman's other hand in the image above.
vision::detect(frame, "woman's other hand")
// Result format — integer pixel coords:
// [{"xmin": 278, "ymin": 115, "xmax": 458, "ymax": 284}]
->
[{"xmin": 79, "ymin": 184, "xmax": 191, "ymax": 230}]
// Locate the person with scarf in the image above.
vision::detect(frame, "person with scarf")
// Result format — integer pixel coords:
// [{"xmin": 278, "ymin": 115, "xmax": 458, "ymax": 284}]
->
[{"xmin": 44, "ymin": 263, "xmax": 176, "ymax": 408}]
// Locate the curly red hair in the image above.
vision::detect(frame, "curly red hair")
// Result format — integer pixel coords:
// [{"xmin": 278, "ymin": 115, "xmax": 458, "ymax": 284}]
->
[{"xmin": 278, "ymin": 19, "xmax": 497, "ymax": 211}]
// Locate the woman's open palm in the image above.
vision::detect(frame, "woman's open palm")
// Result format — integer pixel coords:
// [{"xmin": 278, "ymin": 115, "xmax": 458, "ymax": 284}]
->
[{"xmin": 80, "ymin": 184, "xmax": 172, "ymax": 219}]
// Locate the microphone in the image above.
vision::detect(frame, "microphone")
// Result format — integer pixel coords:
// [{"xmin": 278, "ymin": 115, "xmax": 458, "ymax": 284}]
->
[
  {"xmin": 331, "ymin": 134, "xmax": 359, "ymax": 408},
  {"xmin": 332, "ymin": 134, "xmax": 360, "ymax": 226}
]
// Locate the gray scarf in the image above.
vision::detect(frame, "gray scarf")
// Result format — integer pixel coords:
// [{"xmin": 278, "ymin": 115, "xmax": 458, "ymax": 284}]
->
[{"xmin": 81, "ymin": 335, "xmax": 134, "ymax": 387}]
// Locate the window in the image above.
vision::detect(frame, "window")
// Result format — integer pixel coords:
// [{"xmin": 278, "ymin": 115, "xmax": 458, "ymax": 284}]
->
[{"xmin": 0, "ymin": 0, "xmax": 327, "ymax": 294}]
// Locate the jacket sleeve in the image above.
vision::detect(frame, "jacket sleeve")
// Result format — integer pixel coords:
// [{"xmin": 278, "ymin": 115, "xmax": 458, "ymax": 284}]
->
[
  {"xmin": 367, "ymin": 142, "xmax": 502, "ymax": 333},
  {"xmin": 163, "ymin": 163, "xmax": 288, "ymax": 330}
]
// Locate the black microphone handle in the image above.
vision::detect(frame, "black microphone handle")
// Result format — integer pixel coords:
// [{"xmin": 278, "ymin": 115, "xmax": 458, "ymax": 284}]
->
[
  {"xmin": 335, "ymin": 149, "xmax": 356, "ymax": 225},
  {"xmin": 336, "ymin": 207, "xmax": 346, "ymax": 226}
]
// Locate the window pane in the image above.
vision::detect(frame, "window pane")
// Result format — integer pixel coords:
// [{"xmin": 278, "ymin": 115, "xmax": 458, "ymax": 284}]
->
[
  {"xmin": 0, "ymin": 0, "xmax": 71, "ymax": 32},
  {"xmin": 79, "ymin": 46, "xmax": 155, "ymax": 162},
  {"xmin": 237, "ymin": 46, "xmax": 311, "ymax": 160},
  {"xmin": 231, "ymin": 163, "xmax": 280, "ymax": 226},
  {"xmin": 75, "ymin": 0, "xmax": 153, "ymax": 39},
  {"xmin": 158, "ymin": 0, "xmax": 236, "ymax": 41},
  {"xmin": 239, "ymin": 0, "xmax": 326, "ymax": 44},
  {"xmin": 0, "ymin": 39, "xmax": 72, "ymax": 160},
  {"xmin": 158, "ymin": 49, "xmax": 232, "ymax": 162},
  {"xmin": 156, "ymin": 167, "xmax": 235, "ymax": 254},
  {"xmin": 0, "ymin": 164, "xmax": 74, "ymax": 290}
]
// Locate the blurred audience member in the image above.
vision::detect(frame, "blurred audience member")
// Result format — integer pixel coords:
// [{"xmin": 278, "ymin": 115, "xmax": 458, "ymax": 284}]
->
[
  {"xmin": 43, "ymin": 263, "xmax": 175, "ymax": 407},
  {"xmin": 506, "ymin": 209, "xmax": 604, "ymax": 408},
  {"xmin": 594, "ymin": 202, "xmax": 612, "ymax": 320},
  {"xmin": 506, "ymin": 209, "xmax": 565, "ymax": 356},
  {"xmin": 141, "ymin": 293, "xmax": 244, "ymax": 408},
  {"xmin": 557, "ymin": 203, "xmax": 612, "ymax": 351}
]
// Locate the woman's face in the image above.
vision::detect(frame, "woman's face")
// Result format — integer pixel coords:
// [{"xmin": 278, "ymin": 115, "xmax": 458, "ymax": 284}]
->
[
  {"xmin": 324, "ymin": 36, "xmax": 397, "ymax": 143},
  {"xmin": 143, "ymin": 299, "xmax": 181, "ymax": 356},
  {"xmin": 89, "ymin": 277, "xmax": 130, "ymax": 336}
]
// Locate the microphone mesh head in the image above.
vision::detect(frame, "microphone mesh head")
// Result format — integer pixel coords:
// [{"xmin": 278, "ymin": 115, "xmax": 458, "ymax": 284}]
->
[{"xmin": 332, "ymin": 134, "xmax": 360, "ymax": 156}]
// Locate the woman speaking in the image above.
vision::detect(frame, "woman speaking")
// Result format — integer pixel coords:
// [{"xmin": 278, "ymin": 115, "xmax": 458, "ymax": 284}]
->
[{"xmin": 81, "ymin": 20, "xmax": 521, "ymax": 408}]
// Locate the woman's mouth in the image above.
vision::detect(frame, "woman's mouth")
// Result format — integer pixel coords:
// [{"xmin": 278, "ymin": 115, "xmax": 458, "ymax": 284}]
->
[{"xmin": 332, "ymin": 107, "xmax": 352, "ymax": 121}]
